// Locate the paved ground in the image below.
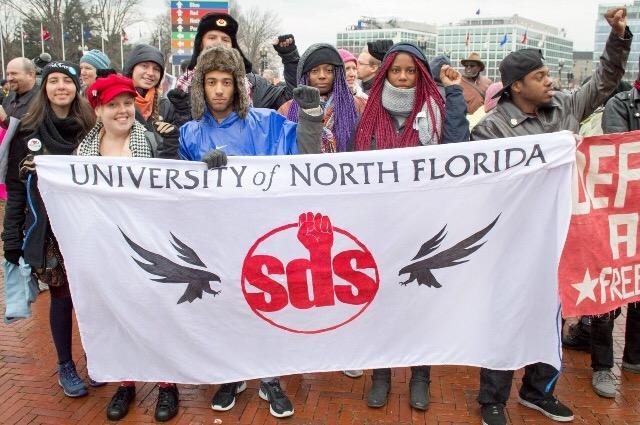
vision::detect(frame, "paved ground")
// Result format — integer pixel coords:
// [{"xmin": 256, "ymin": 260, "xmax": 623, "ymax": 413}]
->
[{"xmin": 0, "ymin": 201, "xmax": 639, "ymax": 424}]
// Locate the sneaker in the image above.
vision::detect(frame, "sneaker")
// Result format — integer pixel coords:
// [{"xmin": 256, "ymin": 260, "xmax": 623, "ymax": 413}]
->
[
  {"xmin": 88, "ymin": 378, "xmax": 107, "ymax": 387},
  {"xmin": 106, "ymin": 386, "xmax": 136, "ymax": 421},
  {"xmin": 592, "ymin": 370, "xmax": 617, "ymax": 398},
  {"xmin": 343, "ymin": 370, "xmax": 364, "ymax": 378},
  {"xmin": 258, "ymin": 379, "xmax": 294, "ymax": 418},
  {"xmin": 154, "ymin": 384, "xmax": 179, "ymax": 422},
  {"xmin": 57, "ymin": 360, "xmax": 88, "ymax": 397},
  {"xmin": 481, "ymin": 403, "xmax": 506, "ymax": 425},
  {"xmin": 518, "ymin": 396, "xmax": 574, "ymax": 422},
  {"xmin": 211, "ymin": 381, "xmax": 247, "ymax": 411},
  {"xmin": 562, "ymin": 323, "xmax": 590, "ymax": 352},
  {"xmin": 622, "ymin": 361, "xmax": 640, "ymax": 374}
]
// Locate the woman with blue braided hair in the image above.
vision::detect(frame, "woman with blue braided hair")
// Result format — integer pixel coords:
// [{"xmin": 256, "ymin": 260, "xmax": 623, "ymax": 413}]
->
[{"xmin": 278, "ymin": 43, "xmax": 366, "ymax": 153}]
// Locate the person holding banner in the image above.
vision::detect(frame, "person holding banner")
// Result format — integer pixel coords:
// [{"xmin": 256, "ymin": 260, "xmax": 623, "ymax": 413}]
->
[
  {"xmin": 79, "ymin": 73, "xmax": 180, "ymax": 422},
  {"xmin": 278, "ymin": 43, "xmax": 366, "ymax": 153},
  {"xmin": 177, "ymin": 44, "xmax": 322, "ymax": 418},
  {"xmin": 3, "ymin": 62, "xmax": 96, "ymax": 398},
  {"xmin": 351, "ymin": 42, "xmax": 468, "ymax": 411},
  {"xmin": 580, "ymin": 75, "xmax": 640, "ymax": 399},
  {"xmin": 470, "ymin": 7, "xmax": 631, "ymax": 425}
]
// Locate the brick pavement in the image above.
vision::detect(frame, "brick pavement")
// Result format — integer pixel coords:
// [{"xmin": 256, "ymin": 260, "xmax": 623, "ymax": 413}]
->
[{"xmin": 1, "ymin": 206, "xmax": 639, "ymax": 424}]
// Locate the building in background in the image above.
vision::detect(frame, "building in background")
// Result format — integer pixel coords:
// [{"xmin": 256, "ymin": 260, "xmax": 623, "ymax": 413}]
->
[
  {"xmin": 438, "ymin": 15, "xmax": 573, "ymax": 87},
  {"xmin": 336, "ymin": 17, "xmax": 437, "ymax": 57},
  {"xmin": 594, "ymin": 1, "xmax": 639, "ymax": 83},
  {"xmin": 572, "ymin": 51, "xmax": 594, "ymax": 87}
]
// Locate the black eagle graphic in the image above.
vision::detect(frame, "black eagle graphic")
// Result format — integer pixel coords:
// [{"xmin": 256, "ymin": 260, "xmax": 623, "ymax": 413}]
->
[
  {"xmin": 120, "ymin": 229, "xmax": 221, "ymax": 304},
  {"xmin": 398, "ymin": 215, "xmax": 500, "ymax": 288}
]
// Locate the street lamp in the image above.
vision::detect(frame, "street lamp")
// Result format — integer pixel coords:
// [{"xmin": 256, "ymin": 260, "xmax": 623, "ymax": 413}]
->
[
  {"xmin": 259, "ymin": 47, "xmax": 268, "ymax": 74},
  {"xmin": 558, "ymin": 58, "xmax": 565, "ymax": 88}
]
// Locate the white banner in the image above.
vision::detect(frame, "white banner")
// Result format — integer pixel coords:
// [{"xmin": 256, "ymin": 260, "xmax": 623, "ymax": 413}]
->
[{"xmin": 35, "ymin": 131, "xmax": 575, "ymax": 384}]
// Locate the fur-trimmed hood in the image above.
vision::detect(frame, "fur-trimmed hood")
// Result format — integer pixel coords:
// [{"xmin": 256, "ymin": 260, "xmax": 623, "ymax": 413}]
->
[{"xmin": 190, "ymin": 45, "xmax": 250, "ymax": 121}]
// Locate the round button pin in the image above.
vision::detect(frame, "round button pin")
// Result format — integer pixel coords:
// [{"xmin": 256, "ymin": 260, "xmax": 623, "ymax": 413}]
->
[
  {"xmin": 27, "ymin": 138, "xmax": 42, "ymax": 152},
  {"xmin": 510, "ymin": 118, "xmax": 518, "ymax": 126}
]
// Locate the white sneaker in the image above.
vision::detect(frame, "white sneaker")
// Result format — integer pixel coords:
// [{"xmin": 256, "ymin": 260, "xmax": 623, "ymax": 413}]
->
[
  {"xmin": 592, "ymin": 370, "xmax": 617, "ymax": 398},
  {"xmin": 343, "ymin": 370, "xmax": 364, "ymax": 378}
]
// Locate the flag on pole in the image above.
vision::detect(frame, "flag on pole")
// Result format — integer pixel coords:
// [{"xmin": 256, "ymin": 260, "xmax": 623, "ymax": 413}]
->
[
  {"xmin": 121, "ymin": 29, "xmax": 128, "ymax": 43},
  {"xmin": 22, "ymin": 30, "xmax": 28, "ymax": 40},
  {"xmin": 475, "ymin": 9, "xmax": 480, "ymax": 15},
  {"xmin": 41, "ymin": 27, "xmax": 51, "ymax": 41},
  {"xmin": 521, "ymin": 30, "xmax": 528, "ymax": 44},
  {"xmin": 465, "ymin": 32, "xmax": 471, "ymax": 47},
  {"xmin": 101, "ymin": 29, "xmax": 108, "ymax": 41},
  {"xmin": 499, "ymin": 33, "xmax": 508, "ymax": 47}
]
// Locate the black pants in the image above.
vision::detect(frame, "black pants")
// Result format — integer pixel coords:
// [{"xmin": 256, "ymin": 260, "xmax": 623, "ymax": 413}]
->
[
  {"xmin": 477, "ymin": 363, "xmax": 559, "ymax": 405},
  {"xmin": 591, "ymin": 303, "xmax": 640, "ymax": 370}
]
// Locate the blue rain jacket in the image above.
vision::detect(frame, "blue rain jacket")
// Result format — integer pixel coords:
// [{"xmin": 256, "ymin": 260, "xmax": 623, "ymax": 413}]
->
[{"xmin": 179, "ymin": 107, "xmax": 298, "ymax": 160}]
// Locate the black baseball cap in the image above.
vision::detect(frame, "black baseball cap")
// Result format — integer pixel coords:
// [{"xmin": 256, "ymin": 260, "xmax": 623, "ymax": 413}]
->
[{"xmin": 492, "ymin": 49, "xmax": 545, "ymax": 99}]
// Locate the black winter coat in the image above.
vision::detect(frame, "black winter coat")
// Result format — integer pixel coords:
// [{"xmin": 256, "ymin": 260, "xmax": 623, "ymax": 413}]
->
[{"xmin": 602, "ymin": 88, "xmax": 640, "ymax": 133}]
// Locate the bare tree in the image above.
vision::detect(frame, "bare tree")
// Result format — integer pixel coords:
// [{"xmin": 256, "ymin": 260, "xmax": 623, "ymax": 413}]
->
[
  {"xmin": 0, "ymin": 4, "xmax": 21, "ymax": 65},
  {"xmin": 149, "ymin": 11, "xmax": 171, "ymax": 71},
  {"xmin": 236, "ymin": 8, "xmax": 281, "ymax": 73}
]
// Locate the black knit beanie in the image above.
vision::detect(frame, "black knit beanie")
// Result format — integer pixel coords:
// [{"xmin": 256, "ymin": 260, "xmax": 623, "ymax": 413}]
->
[
  {"xmin": 41, "ymin": 61, "xmax": 81, "ymax": 92},
  {"xmin": 123, "ymin": 44, "xmax": 165, "ymax": 86}
]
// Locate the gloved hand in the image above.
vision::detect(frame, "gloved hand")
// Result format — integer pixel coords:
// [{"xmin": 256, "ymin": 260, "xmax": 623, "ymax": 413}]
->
[
  {"xmin": 154, "ymin": 120, "xmax": 177, "ymax": 137},
  {"xmin": 202, "ymin": 149, "xmax": 228, "ymax": 168},
  {"xmin": 367, "ymin": 39, "xmax": 394, "ymax": 62},
  {"xmin": 273, "ymin": 34, "xmax": 296, "ymax": 55},
  {"xmin": 293, "ymin": 85, "xmax": 320, "ymax": 110},
  {"xmin": 4, "ymin": 249, "xmax": 23, "ymax": 266},
  {"xmin": 19, "ymin": 154, "xmax": 36, "ymax": 181}
]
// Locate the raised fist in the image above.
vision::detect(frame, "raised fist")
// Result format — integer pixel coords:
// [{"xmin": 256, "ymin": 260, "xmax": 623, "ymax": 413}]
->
[
  {"xmin": 293, "ymin": 85, "xmax": 320, "ymax": 110},
  {"xmin": 297, "ymin": 212, "xmax": 334, "ymax": 251},
  {"xmin": 604, "ymin": 7, "xmax": 627, "ymax": 37},
  {"xmin": 273, "ymin": 34, "xmax": 296, "ymax": 55},
  {"xmin": 440, "ymin": 65, "xmax": 462, "ymax": 87}
]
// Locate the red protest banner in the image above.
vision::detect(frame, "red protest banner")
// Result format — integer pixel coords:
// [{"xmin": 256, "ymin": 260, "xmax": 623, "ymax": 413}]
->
[{"xmin": 560, "ymin": 130, "xmax": 640, "ymax": 317}]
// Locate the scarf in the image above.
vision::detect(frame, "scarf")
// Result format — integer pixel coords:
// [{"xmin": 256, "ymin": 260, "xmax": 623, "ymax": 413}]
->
[
  {"xmin": 77, "ymin": 121, "xmax": 152, "ymax": 158},
  {"xmin": 135, "ymin": 87, "xmax": 156, "ymax": 121},
  {"xmin": 634, "ymin": 80, "xmax": 640, "ymax": 92},
  {"xmin": 37, "ymin": 112, "xmax": 84, "ymax": 154},
  {"xmin": 381, "ymin": 80, "xmax": 442, "ymax": 146}
]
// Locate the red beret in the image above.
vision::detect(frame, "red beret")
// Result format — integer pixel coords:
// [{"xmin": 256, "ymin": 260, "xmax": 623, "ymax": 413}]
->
[{"xmin": 87, "ymin": 74, "xmax": 137, "ymax": 109}]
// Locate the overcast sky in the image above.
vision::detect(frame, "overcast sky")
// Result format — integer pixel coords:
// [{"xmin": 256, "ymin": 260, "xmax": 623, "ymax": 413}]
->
[{"xmin": 148, "ymin": 0, "xmax": 630, "ymax": 52}]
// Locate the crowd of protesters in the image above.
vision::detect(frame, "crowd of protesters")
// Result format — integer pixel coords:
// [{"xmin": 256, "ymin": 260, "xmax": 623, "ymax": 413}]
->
[{"xmin": 0, "ymin": 6, "xmax": 637, "ymax": 425}]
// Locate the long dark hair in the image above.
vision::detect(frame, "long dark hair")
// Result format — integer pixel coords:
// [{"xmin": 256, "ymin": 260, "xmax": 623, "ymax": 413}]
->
[{"xmin": 22, "ymin": 74, "xmax": 96, "ymax": 136}]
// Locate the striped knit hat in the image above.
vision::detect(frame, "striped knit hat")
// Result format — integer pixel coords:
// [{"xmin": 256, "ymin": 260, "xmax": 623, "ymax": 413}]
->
[{"xmin": 80, "ymin": 50, "xmax": 111, "ymax": 70}]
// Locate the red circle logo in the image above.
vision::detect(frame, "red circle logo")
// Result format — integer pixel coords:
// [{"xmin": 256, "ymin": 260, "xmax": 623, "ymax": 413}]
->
[{"xmin": 241, "ymin": 212, "xmax": 379, "ymax": 334}]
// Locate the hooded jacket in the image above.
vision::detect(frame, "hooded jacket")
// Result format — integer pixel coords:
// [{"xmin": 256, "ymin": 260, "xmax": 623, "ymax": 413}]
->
[
  {"xmin": 358, "ymin": 43, "xmax": 469, "ymax": 145},
  {"xmin": 178, "ymin": 46, "xmax": 321, "ymax": 161}
]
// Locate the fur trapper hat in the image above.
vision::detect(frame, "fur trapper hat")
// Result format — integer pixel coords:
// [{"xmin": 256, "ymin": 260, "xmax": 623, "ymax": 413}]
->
[{"xmin": 191, "ymin": 45, "xmax": 250, "ymax": 120}]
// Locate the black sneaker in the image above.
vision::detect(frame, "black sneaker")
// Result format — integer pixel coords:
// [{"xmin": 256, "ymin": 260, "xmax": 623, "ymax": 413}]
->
[
  {"xmin": 562, "ymin": 323, "xmax": 590, "ymax": 352},
  {"xmin": 258, "ymin": 379, "xmax": 294, "ymax": 418},
  {"xmin": 106, "ymin": 386, "xmax": 136, "ymax": 421},
  {"xmin": 154, "ymin": 384, "xmax": 179, "ymax": 422},
  {"xmin": 481, "ymin": 403, "xmax": 506, "ymax": 425},
  {"xmin": 211, "ymin": 381, "xmax": 247, "ymax": 411},
  {"xmin": 519, "ymin": 396, "xmax": 574, "ymax": 422}
]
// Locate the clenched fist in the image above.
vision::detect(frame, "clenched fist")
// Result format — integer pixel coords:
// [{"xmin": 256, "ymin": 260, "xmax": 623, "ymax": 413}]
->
[
  {"xmin": 440, "ymin": 65, "xmax": 462, "ymax": 87},
  {"xmin": 605, "ymin": 7, "xmax": 627, "ymax": 37}
]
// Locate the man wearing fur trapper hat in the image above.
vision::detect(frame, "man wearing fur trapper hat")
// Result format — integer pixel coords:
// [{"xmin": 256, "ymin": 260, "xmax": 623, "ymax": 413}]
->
[
  {"xmin": 172, "ymin": 13, "xmax": 299, "ymax": 110},
  {"xmin": 178, "ymin": 45, "xmax": 322, "ymax": 419}
]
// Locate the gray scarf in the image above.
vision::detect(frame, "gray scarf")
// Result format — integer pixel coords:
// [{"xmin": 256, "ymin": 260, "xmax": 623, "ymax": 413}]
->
[{"xmin": 381, "ymin": 79, "xmax": 442, "ymax": 145}]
